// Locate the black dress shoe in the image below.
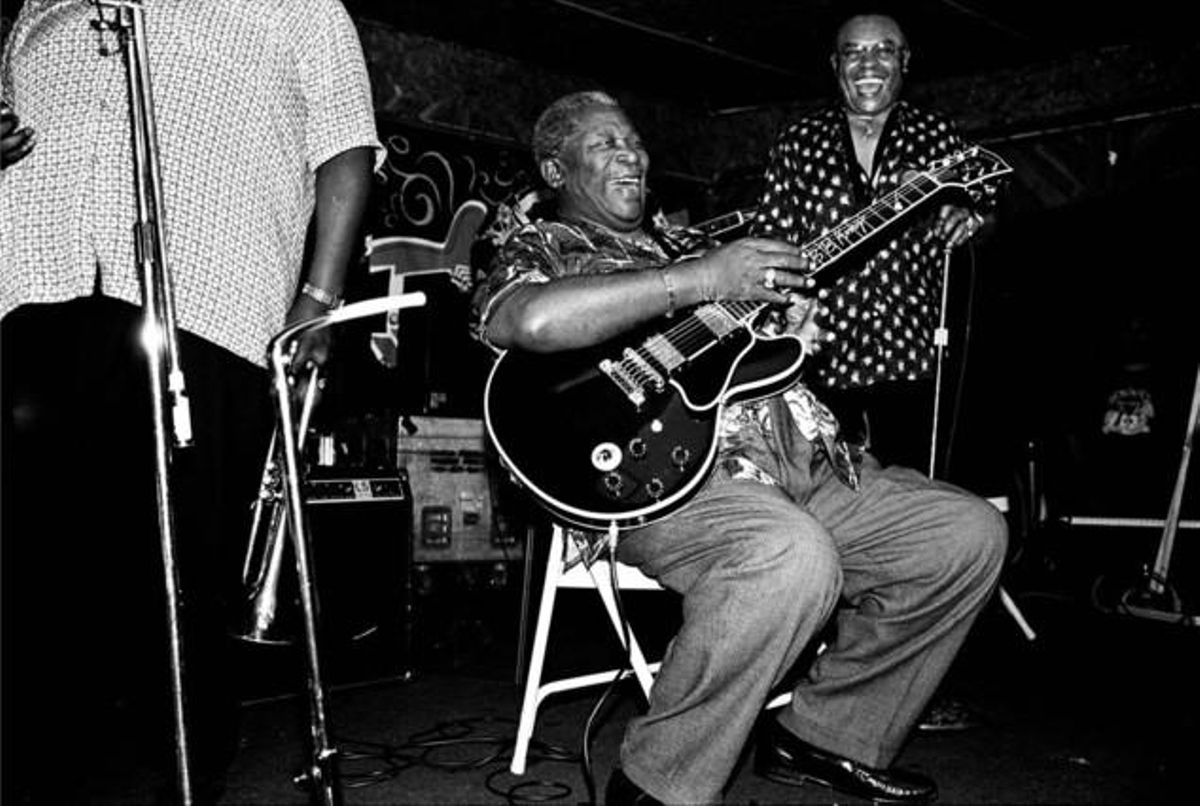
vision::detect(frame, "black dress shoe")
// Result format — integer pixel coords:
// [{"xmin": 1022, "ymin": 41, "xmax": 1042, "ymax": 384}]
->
[
  {"xmin": 606, "ymin": 767, "xmax": 664, "ymax": 805},
  {"xmin": 755, "ymin": 719, "xmax": 937, "ymax": 804}
]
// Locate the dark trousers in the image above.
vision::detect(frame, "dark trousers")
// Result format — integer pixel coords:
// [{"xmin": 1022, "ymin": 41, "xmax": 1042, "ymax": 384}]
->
[{"xmin": 1, "ymin": 296, "xmax": 273, "ymax": 803}]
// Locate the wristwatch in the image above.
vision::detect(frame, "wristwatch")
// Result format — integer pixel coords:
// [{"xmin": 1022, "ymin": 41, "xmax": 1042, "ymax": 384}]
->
[{"xmin": 301, "ymin": 282, "xmax": 341, "ymax": 308}]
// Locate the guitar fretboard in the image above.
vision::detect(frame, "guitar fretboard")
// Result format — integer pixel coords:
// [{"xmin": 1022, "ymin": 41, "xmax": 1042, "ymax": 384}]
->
[{"xmin": 801, "ymin": 174, "xmax": 942, "ymax": 270}]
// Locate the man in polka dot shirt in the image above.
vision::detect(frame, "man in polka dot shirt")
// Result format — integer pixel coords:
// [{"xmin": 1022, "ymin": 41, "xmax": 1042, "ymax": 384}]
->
[{"xmin": 755, "ymin": 12, "xmax": 1003, "ymax": 471}]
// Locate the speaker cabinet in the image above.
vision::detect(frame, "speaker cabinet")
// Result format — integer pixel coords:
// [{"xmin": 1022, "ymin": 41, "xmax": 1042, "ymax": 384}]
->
[
  {"xmin": 304, "ymin": 472, "xmax": 413, "ymax": 647},
  {"xmin": 397, "ymin": 416, "xmax": 523, "ymax": 563},
  {"xmin": 235, "ymin": 470, "xmax": 414, "ymax": 700}
]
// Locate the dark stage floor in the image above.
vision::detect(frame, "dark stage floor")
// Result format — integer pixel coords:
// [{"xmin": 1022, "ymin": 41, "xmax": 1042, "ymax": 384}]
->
[{"xmin": 35, "ymin": 522, "xmax": 1200, "ymax": 805}]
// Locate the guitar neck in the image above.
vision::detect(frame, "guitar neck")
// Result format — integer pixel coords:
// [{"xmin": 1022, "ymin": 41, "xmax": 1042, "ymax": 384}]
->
[{"xmin": 801, "ymin": 174, "xmax": 944, "ymax": 276}]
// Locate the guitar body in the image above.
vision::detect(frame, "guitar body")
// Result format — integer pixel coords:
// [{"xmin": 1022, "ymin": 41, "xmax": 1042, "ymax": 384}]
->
[{"xmin": 485, "ymin": 329, "xmax": 805, "ymax": 529}]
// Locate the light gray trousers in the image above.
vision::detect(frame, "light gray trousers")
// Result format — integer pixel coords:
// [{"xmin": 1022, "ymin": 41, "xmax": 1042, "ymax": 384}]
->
[{"xmin": 615, "ymin": 439, "xmax": 1007, "ymax": 804}]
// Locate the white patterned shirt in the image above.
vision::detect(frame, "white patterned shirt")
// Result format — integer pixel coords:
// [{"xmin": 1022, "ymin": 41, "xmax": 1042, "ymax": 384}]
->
[{"xmin": 0, "ymin": 0, "xmax": 383, "ymax": 366}]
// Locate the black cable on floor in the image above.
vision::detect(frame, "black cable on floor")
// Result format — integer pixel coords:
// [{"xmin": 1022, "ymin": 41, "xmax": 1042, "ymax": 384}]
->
[
  {"xmin": 325, "ymin": 530, "xmax": 649, "ymax": 804},
  {"xmin": 329, "ymin": 714, "xmax": 582, "ymax": 803}
]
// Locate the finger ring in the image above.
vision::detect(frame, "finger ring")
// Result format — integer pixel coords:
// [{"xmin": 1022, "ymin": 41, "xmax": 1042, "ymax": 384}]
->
[{"xmin": 763, "ymin": 267, "xmax": 778, "ymax": 289}]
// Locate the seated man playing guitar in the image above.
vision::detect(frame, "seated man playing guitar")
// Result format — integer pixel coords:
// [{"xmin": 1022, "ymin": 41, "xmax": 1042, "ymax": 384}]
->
[{"xmin": 471, "ymin": 90, "xmax": 1007, "ymax": 805}]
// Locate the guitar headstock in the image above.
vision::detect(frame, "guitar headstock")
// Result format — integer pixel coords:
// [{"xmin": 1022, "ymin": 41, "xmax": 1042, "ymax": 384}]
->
[{"xmin": 926, "ymin": 146, "xmax": 1013, "ymax": 190}]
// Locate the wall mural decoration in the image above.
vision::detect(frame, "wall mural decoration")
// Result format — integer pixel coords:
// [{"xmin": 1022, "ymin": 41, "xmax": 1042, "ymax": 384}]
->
[
  {"xmin": 341, "ymin": 118, "xmax": 538, "ymax": 418},
  {"xmin": 366, "ymin": 118, "xmax": 536, "ymax": 244}
]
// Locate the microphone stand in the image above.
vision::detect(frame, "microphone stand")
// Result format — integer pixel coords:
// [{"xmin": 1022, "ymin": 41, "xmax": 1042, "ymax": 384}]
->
[
  {"xmin": 267, "ymin": 293, "xmax": 427, "ymax": 806},
  {"xmin": 931, "ymin": 243, "xmax": 1037, "ymax": 641},
  {"xmin": 93, "ymin": 1, "xmax": 195, "ymax": 803}
]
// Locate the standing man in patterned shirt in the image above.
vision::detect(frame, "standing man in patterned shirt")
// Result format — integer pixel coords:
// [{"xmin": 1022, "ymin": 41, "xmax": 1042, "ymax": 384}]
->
[
  {"xmin": 755, "ymin": 12, "xmax": 1002, "ymax": 471},
  {"xmin": 474, "ymin": 90, "xmax": 1006, "ymax": 805},
  {"xmin": 0, "ymin": 1, "xmax": 381, "ymax": 802},
  {"xmin": 753, "ymin": 11, "xmax": 1008, "ymax": 737}
]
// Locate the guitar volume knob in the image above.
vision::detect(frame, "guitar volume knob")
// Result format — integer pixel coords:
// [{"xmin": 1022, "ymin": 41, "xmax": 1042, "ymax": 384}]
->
[
  {"xmin": 645, "ymin": 477, "xmax": 665, "ymax": 499},
  {"xmin": 670, "ymin": 445, "xmax": 691, "ymax": 468},
  {"xmin": 628, "ymin": 437, "xmax": 648, "ymax": 459},
  {"xmin": 603, "ymin": 472, "xmax": 625, "ymax": 497}
]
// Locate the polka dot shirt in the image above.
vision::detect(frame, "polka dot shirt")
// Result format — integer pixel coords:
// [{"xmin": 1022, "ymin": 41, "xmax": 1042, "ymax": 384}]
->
[{"xmin": 754, "ymin": 102, "xmax": 1000, "ymax": 390}]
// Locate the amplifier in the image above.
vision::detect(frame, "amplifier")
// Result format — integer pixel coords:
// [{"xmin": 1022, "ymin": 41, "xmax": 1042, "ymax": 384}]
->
[
  {"xmin": 302, "ymin": 470, "xmax": 412, "ymax": 648},
  {"xmin": 397, "ymin": 416, "xmax": 522, "ymax": 563},
  {"xmin": 306, "ymin": 474, "xmax": 409, "ymax": 504},
  {"xmin": 234, "ymin": 470, "xmax": 414, "ymax": 699}
]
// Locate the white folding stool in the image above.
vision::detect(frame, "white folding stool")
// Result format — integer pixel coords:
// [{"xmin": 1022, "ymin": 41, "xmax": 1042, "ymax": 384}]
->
[{"xmin": 510, "ymin": 522, "xmax": 791, "ymax": 775}]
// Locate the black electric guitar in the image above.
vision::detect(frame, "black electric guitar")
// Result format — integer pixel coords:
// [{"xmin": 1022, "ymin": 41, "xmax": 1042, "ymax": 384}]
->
[{"xmin": 484, "ymin": 147, "xmax": 1012, "ymax": 530}]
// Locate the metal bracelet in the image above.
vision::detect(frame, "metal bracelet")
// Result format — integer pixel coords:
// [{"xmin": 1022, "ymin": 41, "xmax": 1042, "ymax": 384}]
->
[
  {"xmin": 659, "ymin": 268, "xmax": 677, "ymax": 318},
  {"xmin": 301, "ymin": 281, "xmax": 340, "ymax": 308}
]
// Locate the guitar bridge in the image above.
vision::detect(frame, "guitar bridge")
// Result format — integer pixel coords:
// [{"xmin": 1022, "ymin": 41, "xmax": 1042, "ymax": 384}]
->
[{"xmin": 599, "ymin": 350, "xmax": 664, "ymax": 407}]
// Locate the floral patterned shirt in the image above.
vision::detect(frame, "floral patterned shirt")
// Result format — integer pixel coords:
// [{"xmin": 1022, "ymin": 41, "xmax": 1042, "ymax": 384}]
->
[{"xmin": 754, "ymin": 101, "xmax": 1002, "ymax": 390}]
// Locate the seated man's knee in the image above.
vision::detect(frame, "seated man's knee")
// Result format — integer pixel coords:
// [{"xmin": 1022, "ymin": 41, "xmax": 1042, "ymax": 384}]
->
[
  {"xmin": 733, "ymin": 523, "xmax": 842, "ymax": 616},
  {"xmin": 950, "ymin": 494, "xmax": 1009, "ymax": 580}
]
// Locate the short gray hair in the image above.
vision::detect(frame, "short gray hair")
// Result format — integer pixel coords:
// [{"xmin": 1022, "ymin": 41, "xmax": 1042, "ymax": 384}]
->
[{"xmin": 531, "ymin": 90, "xmax": 622, "ymax": 165}]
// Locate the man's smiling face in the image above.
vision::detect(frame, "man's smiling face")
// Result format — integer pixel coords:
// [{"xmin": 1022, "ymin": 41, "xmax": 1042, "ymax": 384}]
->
[
  {"xmin": 551, "ymin": 107, "xmax": 648, "ymax": 233},
  {"xmin": 832, "ymin": 14, "xmax": 909, "ymax": 117}
]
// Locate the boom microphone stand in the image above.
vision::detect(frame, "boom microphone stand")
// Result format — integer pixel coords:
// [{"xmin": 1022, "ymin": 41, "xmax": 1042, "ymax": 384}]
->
[{"xmin": 92, "ymin": 1, "xmax": 195, "ymax": 802}]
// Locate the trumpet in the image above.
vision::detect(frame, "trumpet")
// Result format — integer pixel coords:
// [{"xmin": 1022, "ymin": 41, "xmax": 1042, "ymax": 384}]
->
[{"xmin": 234, "ymin": 365, "xmax": 321, "ymax": 645}]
